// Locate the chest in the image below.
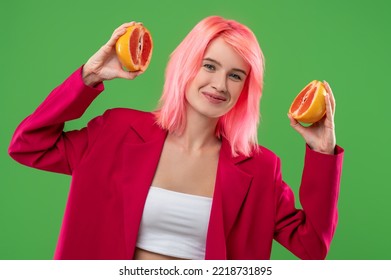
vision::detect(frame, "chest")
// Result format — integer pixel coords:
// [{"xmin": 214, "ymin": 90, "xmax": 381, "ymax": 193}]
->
[{"xmin": 151, "ymin": 141, "xmax": 219, "ymax": 198}]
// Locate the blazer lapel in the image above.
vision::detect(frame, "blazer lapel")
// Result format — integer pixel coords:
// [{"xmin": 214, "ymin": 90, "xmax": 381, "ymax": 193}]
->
[
  {"xmin": 120, "ymin": 115, "xmax": 167, "ymax": 259},
  {"xmin": 205, "ymin": 137, "xmax": 253, "ymax": 259}
]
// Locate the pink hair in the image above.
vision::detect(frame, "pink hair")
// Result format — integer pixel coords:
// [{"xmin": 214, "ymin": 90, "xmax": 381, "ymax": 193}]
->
[{"xmin": 154, "ymin": 16, "xmax": 265, "ymax": 157}]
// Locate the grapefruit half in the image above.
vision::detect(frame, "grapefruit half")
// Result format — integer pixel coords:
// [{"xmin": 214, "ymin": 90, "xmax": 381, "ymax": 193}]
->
[
  {"xmin": 289, "ymin": 80, "xmax": 327, "ymax": 124},
  {"xmin": 115, "ymin": 24, "xmax": 153, "ymax": 72}
]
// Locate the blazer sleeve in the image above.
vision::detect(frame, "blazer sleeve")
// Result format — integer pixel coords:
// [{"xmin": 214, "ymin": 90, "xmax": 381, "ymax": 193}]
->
[
  {"xmin": 273, "ymin": 145, "xmax": 344, "ymax": 259},
  {"xmin": 8, "ymin": 66, "xmax": 106, "ymax": 175}
]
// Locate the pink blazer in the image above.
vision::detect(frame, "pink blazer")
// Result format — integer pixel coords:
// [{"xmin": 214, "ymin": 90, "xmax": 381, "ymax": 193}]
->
[{"xmin": 9, "ymin": 67, "xmax": 344, "ymax": 260}]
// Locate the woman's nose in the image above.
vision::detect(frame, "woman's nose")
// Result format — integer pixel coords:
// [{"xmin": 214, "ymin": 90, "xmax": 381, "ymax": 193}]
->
[{"xmin": 211, "ymin": 72, "xmax": 227, "ymax": 93}]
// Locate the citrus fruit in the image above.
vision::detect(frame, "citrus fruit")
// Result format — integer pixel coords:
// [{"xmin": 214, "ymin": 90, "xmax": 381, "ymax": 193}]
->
[
  {"xmin": 115, "ymin": 24, "xmax": 153, "ymax": 72},
  {"xmin": 289, "ymin": 80, "xmax": 327, "ymax": 124}
]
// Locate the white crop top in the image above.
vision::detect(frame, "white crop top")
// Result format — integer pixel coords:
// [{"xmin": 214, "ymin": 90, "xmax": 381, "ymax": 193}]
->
[{"xmin": 136, "ymin": 186, "xmax": 213, "ymax": 260}]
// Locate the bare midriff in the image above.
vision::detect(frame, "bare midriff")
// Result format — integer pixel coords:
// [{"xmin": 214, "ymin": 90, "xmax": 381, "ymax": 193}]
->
[{"xmin": 133, "ymin": 247, "xmax": 188, "ymax": 260}]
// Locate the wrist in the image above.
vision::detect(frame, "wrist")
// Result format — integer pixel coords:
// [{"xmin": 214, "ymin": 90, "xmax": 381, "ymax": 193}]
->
[
  {"xmin": 82, "ymin": 64, "xmax": 102, "ymax": 87},
  {"xmin": 309, "ymin": 144, "xmax": 336, "ymax": 155}
]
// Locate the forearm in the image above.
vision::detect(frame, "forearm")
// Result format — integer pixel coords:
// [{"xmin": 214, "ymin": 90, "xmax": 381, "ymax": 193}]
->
[
  {"xmin": 274, "ymin": 145, "xmax": 344, "ymax": 259},
  {"xmin": 299, "ymin": 145, "xmax": 344, "ymax": 257}
]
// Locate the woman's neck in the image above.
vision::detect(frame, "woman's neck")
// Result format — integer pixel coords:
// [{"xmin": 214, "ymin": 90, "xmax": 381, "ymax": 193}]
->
[{"xmin": 170, "ymin": 106, "xmax": 221, "ymax": 154}]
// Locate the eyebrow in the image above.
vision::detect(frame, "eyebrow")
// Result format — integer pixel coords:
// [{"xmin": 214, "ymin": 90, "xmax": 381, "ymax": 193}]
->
[{"xmin": 203, "ymin": 57, "xmax": 247, "ymax": 76}]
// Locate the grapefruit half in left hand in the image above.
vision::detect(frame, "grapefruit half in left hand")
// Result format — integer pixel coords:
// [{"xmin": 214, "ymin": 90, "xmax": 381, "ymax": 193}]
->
[{"xmin": 115, "ymin": 24, "xmax": 153, "ymax": 72}]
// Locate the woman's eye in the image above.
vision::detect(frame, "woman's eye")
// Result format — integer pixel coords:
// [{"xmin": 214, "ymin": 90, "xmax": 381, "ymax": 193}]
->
[
  {"xmin": 230, "ymin": 73, "xmax": 242, "ymax": 81},
  {"xmin": 203, "ymin": 63, "xmax": 215, "ymax": 71}
]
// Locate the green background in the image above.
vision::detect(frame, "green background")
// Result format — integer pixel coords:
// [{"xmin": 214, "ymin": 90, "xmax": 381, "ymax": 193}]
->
[{"xmin": 1, "ymin": 0, "xmax": 390, "ymax": 259}]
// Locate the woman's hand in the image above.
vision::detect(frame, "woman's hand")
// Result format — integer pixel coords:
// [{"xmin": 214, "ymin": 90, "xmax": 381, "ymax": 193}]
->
[
  {"xmin": 288, "ymin": 81, "xmax": 336, "ymax": 155},
  {"xmin": 82, "ymin": 22, "xmax": 142, "ymax": 87}
]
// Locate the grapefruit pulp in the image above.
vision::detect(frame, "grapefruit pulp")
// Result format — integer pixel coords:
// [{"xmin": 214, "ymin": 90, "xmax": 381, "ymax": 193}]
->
[
  {"xmin": 289, "ymin": 80, "xmax": 327, "ymax": 124},
  {"xmin": 115, "ymin": 24, "xmax": 153, "ymax": 72}
]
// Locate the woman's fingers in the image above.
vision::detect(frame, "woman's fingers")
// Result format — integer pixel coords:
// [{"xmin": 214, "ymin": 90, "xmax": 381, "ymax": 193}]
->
[
  {"xmin": 105, "ymin": 21, "xmax": 136, "ymax": 48},
  {"xmin": 323, "ymin": 92, "xmax": 335, "ymax": 130},
  {"xmin": 322, "ymin": 81, "xmax": 335, "ymax": 130},
  {"xmin": 288, "ymin": 113, "xmax": 306, "ymax": 136},
  {"xmin": 323, "ymin": 81, "xmax": 336, "ymax": 116},
  {"xmin": 117, "ymin": 70, "xmax": 143, "ymax": 80}
]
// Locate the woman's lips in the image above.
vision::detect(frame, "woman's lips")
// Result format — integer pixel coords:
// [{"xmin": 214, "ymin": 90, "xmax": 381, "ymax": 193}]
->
[{"xmin": 202, "ymin": 92, "xmax": 227, "ymax": 104}]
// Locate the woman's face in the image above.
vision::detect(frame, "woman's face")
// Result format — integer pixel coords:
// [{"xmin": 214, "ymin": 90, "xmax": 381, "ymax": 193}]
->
[{"xmin": 185, "ymin": 37, "xmax": 250, "ymax": 119}]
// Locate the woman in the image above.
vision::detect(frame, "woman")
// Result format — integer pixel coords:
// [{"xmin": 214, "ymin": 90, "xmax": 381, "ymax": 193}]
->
[{"xmin": 8, "ymin": 16, "xmax": 344, "ymax": 260}]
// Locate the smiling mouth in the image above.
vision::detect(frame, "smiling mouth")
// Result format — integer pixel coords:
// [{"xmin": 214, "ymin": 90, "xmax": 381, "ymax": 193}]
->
[{"xmin": 202, "ymin": 92, "xmax": 228, "ymax": 102}]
